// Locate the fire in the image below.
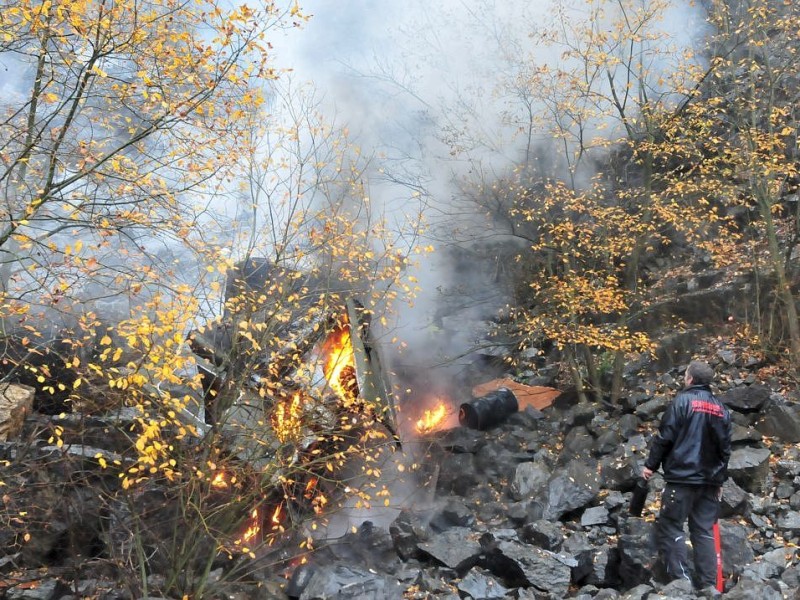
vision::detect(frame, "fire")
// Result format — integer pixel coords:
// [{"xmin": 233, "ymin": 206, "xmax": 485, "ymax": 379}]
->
[
  {"xmin": 321, "ymin": 325, "xmax": 359, "ymax": 404},
  {"xmin": 416, "ymin": 402, "xmax": 449, "ymax": 434},
  {"xmin": 271, "ymin": 503, "xmax": 283, "ymax": 526},
  {"xmin": 273, "ymin": 392, "xmax": 304, "ymax": 443},
  {"xmin": 211, "ymin": 471, "xmax": 228, "ymax": 488},
  {"xmin": 240, "ymin": 508, "xmax": 261, "ymax": 543}
]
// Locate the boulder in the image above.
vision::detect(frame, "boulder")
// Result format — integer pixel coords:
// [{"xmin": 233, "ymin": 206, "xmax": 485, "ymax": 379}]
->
[
  {"xmin": 539, "ymin": 459, "xmax": 601, "ymax": 521},
  {"xmin": 456, "ymin": 567, "xmax": 509, "ymax": 599},
  {"xmin": 509, "ymin": 461, "xmax": 550, "ymax": 501},
  {"xmin": 616, "ymin": 517, "xmax": 656, "ymax": 589},
  {"xmin": 487, "ymin": 540, "xmax": 573, "ymax": 597},
  {"xmin": 757, "ymin": 401, "xmax": 800, "ymax": 443},
  {"xmin": 418, "ymin": 527, "xmax": 482, "ymax": 571},
  {"xmin": 389, "ymin": 510, "xmax": 429, "ymax": 560},
  {"xmin": 520, "ymin": 520, "xmax": 564, "ymax": 551},
  {"xmin": 719, "ymin": 520, "xmax": 755, "ymax": 577},
  {"xmin": 723, "ymin": 576, "xmax": 783, "ymax": 600},
  {"xmin": 728, "ymin": 447, "xmax": 771, "ymax": 493},
  {"xmin": 298, "ymin": 565, "xmax": 400, "ymax": 600},
  {"xmin": 720, "ymin": 384, "xmax": 771, "ymax": 413},
  {"xmin": 720, "ymin": 477, "xmax": 751, "ymax": 517},
  {"xmin": 0, "ymin": 383, "xmax": 35, "ymax": 442}
]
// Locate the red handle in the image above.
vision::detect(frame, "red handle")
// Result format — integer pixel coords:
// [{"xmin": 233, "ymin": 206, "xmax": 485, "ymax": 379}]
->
[{"xmin": 713, "ymin": 521, "xmax": 723, "ymax": 592}]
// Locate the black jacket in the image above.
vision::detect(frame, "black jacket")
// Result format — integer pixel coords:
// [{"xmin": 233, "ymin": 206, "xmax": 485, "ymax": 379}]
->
[{"xmin": 644, "ymin": 384, "xmax": 732, "ymax": 485}]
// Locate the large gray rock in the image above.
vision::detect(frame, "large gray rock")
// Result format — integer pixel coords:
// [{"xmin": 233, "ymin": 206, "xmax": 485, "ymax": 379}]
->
[
  {"xmin": 599, "ymin": 454, "xmax": 640, "ymax": 491},
  {"xmin": 720, "ymin": 384, "xmax": 771, "ymax": 413},
  {"xmin": 594, "ymin": 428, "xmax": 624, "ymax": 456},
  {"xmin": 741, "ymin": 547, "xmax": 787, "ymax": 581},
  {"xmin": 776, "ymin": 511, "xmax": 800, "ymax": 536},
  {"xmin": 634, "ymin": 396, "xmax": 669, "ymax": 420},
  {"xmin": 559, "ymin": 425, "xmax": 595, "ymax": 463},
  {"xmin": 456, "ymin": 567, "xmax": 508, "ymax": 599},
  {"xmin": 722, "ymin": 576, "xmax": 783, "ymax": 599},
  {"xmin": 389, "ymin": 510, "xmax": 429, "ymax": 561},
  {"xmin": 436, "ymin": 453, "xmax": 480, "ymax": 496},
  {"xmin": 581, "ymin": 506, "xmax": 609, "ymax": 527},
  {"xmin": 757, "ymin": 401, "xmax": 800, "ymax": 443},
  {"xmin": 437, "ymin": 427, "xmax": 486, "ymax": 454},
  {"xmin": 719, "ymin": 520, "xmax": 754, "ymax": 577},
  {"xmin": 418, "ymin": 527, "xmax": 482, "ymax": 570},
  {"xmin": 298, "ymin": 565, "xmax": 400, "ymax": 600},
  {"xmin": 539, "ymin": 459, "xmax": 601, "ymax": 520},
  {"xmin": 4, "ymin": 578, "xmax": 68, "ymax": 600},
  {"xmin": 720, "ymin": 477, "xmax": 751, "ymax": 517},
  {"xmin": 509, "ymin": 461, "xmax": 550, "ymax": 501},
  {"xmin": 490, "ymin": 540, "xmax": 573, "ymax": 597},
  {"xmin": 616, "ymin": 517, "xmax": 657, "ymax": 589},
  {"xmin": 520, "ymin": 520, "xmax": 564, "ymax": 551},
  {"xmin": 561, "ymin": 532, "xmax": 593, "ymax": 583},
  {"xmin": 728, "ymin": 447, "xmax": 771, "ymax": 493}
]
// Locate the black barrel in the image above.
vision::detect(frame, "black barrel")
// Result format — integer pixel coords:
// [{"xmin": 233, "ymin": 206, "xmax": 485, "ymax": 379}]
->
[
  {"xmin": 459, "ymin": 387, "xmax": 519, "ymax": 430},
  {"xmin": 629, "ymin": 478, "xmax": 649, "ymax": 517}
]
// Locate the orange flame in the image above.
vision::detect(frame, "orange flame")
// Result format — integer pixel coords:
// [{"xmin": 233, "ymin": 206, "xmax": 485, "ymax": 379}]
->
[
  {"xmin": 211, "ymin": 471, "xmax": 228, "ymax": 488},
  {"xmin": 416, "ymin": 403, "xmax": 448, "ymax": 434},
  {"xmin": 322, "ymin": 325, "xmax": 359, "ymax": 404},
  {"xmin": 241, "ymin": 508, "xmax": 260, "ymax": 543}
]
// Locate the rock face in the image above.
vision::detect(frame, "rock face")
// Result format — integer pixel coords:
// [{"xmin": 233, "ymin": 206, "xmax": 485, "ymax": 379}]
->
[
  {"xmin": 4, "ymin": 352, "xmax": 800, "ymax": 599},
  {"xmin": 728, "ymin": 447, "xmax": 771, "ymax": 493},
  {"xmin": 0, "ymin": 383, "xmax": 34, "ymax": 441}
]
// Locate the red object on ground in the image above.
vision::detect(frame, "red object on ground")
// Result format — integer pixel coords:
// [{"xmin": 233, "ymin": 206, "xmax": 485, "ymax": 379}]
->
[{"xmin": 713, "ymin": 521, "xmax": 724, "ymax": 592}]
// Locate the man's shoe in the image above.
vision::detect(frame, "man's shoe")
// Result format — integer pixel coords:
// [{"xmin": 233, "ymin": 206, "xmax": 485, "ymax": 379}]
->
[{"xmin": 697, "ymin": 585, "xmax": 723, "ymax": 598}]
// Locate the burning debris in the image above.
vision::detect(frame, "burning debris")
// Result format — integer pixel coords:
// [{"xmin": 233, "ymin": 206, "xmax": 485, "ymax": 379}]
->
[
  {"xmin": 415, "ymin": 402, "xmax": 450, "ymax": 435},
  {"xmin": 183, "ymin": 258, "xmax": 402, "ymax": 534}
]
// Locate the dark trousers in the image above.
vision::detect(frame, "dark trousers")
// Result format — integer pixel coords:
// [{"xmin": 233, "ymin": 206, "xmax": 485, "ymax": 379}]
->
[{"xmin": 657, "ymin": 483, "xmax": 720, "ymax": 588}]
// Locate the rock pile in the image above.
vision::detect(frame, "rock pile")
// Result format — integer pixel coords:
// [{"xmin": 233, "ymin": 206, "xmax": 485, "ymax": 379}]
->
[
  {"xmin": 285, "ymin": 352, "xmax": 800, "ymax": 600},
  {"xmin": 3, "ymin": 349, "xmax": 800, "ymax": 599}
]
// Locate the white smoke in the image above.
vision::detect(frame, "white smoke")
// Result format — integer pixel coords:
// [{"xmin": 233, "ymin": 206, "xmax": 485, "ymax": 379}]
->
[{"xmin": 274, "ymin": 0, "xmax": 708, "ymax": 374}]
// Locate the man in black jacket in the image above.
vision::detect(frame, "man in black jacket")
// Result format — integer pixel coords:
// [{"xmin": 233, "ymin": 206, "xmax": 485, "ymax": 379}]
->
[{"xmin": 642, "ymin": 360, "xmax": 732, "ymax": 590}]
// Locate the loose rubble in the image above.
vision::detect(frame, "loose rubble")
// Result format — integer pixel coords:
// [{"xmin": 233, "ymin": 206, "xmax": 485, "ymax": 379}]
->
[{"xmin": 3, "ymin": 347, "xmax": 800, "ymax": 599}]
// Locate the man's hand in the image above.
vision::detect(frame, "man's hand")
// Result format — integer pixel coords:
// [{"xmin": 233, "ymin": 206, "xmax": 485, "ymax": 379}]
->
[{"xmin": 642, "ymin": 467, "xmax": 654, "ymax": 480}]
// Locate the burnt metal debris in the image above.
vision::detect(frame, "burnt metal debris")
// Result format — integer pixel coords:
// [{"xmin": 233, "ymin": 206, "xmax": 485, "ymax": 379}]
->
[{"xmin": 187, "ymin": 257, "xmax": 401, "ymax": 447}]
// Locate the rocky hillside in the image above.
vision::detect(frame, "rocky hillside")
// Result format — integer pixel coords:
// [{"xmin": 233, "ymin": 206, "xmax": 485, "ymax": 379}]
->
[
  {"xmin": 279, "ymin": 344, "xmax": 800, "ymax": 600},
  {"xmin": 3, "ymin": 338, "xmax": 800, "ymax": 599}
]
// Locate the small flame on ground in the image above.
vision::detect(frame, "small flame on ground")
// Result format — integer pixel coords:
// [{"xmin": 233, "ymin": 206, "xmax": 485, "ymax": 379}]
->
[
  {"xmin": 416, "ymin": 402, "xmax": 448, "ymax": 434},
  {"xmin": 271, "ymin": 503, "xmax": 283, "ymax": 525},
  {"xmin": 240, "ymin": 508, "xmax": 260, "ymax": 543},
  {"xmin": 211, "ymin": 471, "xmax": 228, "ymax": 488}
]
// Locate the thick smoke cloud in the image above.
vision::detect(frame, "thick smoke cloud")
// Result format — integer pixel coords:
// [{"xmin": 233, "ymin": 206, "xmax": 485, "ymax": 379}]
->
[
  {"xmin": 276, "ymin": 0, "xmax": 707, "ymax": 377},
  {"xmin": 231, "ymin": 0, "xmax": 712, "ymax": 542}
]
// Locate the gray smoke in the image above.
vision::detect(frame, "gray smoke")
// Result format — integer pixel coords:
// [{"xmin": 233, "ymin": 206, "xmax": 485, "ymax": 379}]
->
[{"xmin": 274, "ymin": 0, "xmax": 708, "ymax": 374}]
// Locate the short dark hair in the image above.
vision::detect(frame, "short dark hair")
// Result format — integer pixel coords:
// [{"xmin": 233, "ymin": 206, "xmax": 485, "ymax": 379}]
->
[{"xmin": 686, "ymin": 360, "xmax": 714, "ymax": 385}]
